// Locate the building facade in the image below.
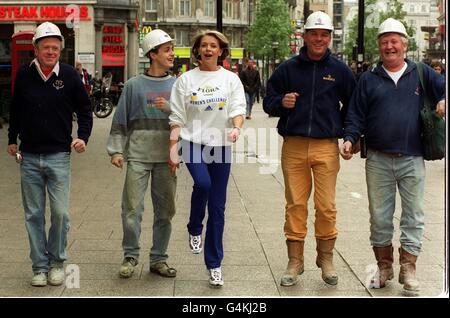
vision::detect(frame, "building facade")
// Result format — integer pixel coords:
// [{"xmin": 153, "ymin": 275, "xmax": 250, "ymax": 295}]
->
[
  {"xmin": 403, "ymin": 0, "xmax": 440, "ymax": 61},
  {"xmin": 137, "ymin": 0, "xmax": 252, "ymax": 74},
  {"xmin": 0, "ymin": 0, "xmax": 139, "ymax": 106}
]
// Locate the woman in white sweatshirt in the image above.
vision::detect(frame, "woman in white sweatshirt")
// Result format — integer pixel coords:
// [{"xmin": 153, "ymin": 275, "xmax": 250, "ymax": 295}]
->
[{"xmin": 168, "ymin": 30, "xmax": 246, "ymax": 287}]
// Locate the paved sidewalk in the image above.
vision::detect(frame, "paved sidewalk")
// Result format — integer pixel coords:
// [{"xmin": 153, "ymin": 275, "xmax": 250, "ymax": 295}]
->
[{"xmin": 0, "ymin": 103, "xmax": 446, "ymax": 297}]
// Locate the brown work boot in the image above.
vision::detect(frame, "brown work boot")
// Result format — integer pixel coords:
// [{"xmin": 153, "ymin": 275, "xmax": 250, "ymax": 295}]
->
[
  {"xmin": 316, "ymin": 238, "xmax": 338, "ymax": 285},
  {"xmin": 371, "ymin": 245, "xmax": 394, "ymax": 288},
  {"xmin": 399, "ymin": 247, "xmax": 420, "ymax": 293},
  {"xmin": 280, "ymin": 240, "xmax": 304, "ymax": 286}
]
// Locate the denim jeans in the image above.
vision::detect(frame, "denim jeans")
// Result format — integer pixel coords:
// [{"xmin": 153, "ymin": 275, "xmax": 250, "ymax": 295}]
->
[
  {"xmin": 366, "ymin": 149, "xmax": 425, "ymax": 256},
  {"xmin": 245, "ymin": 92, "xmax": 256, "ymax": 117},
  {"xmin": 181, "ymin": 141, "xmax": 231, "ymax": 269},
  {"xmin": 20, "ymin": 152, "xmax": 71, "ymax": 273},
  {"xmin": 121, "ymin": 161, "xmax": 176, "ymax": 265}
]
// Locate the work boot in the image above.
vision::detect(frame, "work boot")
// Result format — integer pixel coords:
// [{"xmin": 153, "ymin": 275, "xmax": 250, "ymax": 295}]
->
[
  {"xmin": 399, "ymin": 247, "xmax": 420, "ymax": 293},
  {"xmin": 316, "ymin": 238, "xmax": 338, "ymax": 285},
  {"xmin": 371, "ymin": 245, "xmax": 394, "ymax": 288},
  {"xmin": 280, "ymin": 240, "xmax": 304, "ymax": 286}
]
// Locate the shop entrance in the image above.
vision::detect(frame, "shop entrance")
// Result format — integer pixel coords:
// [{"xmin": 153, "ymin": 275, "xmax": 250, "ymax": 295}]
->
[
  {"xmin": 0, "ymin": 24, "xmax": 13, "ymax": 122},
  {"xmin": 58, "ymin": 24, "xmax": 75, "ymax": 67}
]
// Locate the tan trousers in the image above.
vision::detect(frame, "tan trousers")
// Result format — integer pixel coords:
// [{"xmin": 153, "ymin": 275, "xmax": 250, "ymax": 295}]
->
[{"xmin": 281, "ymin": 136, "xmax": 340, "ymax": 241}]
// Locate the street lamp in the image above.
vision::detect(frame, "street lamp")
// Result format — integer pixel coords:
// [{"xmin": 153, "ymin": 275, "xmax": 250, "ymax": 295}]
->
[{"xmin": 272, "ymin": 40, "xmax": 279, "ymax": 72}]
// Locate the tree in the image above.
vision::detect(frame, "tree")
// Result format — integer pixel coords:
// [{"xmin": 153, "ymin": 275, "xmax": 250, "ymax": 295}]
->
[
  {"xmin": 344, "ymin": 0, "xmax": 417, "ymax": 64},
  {"xmin": 246, "ymin": 0, "xmax": 292, "ymax": 61}
]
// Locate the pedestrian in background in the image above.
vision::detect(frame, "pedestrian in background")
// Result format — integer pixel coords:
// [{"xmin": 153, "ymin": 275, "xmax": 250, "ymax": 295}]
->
[
  {"xmin": 107, "ymin": 29, "xmax": 177, "ymax": 279},
  {"xmin": 7, "ymin": 22, "xmax": 93, "ymax": 287},
  {"xmin": 168, "ymin": 30, "xmax": 246, "ymax": 287},
  {"xmin": 430, "ymin": 60, "xmax": 445, "ymax": 76},
  {"xmin": 263, "ymin": 11, "xmax": 356, "ymax": 287},
  {"xmin": 239, "ymin": 59, "xmax": 261, "ymax": 119},
  {"xmin": 75, "ymin": 61, "xmax": 92, "ymax": 95},
  {"xmin": 340, "ymin": 18, "xmax": 445, "ymax": 293}
]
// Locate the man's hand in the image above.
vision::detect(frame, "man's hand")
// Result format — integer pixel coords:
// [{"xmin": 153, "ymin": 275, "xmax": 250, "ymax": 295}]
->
[
  {"xmin": 153, "ymin": 97, "xmax": 168, "ymax": 110},
  {"xmin": 71, "ymin": 139, "xmax": 86, "ymax": 153},
  {"xmin": 436, "ymin": 100, "xmax": 445, "ymax": 118},
  {"xmin": 282, "ymin": 92, "xmax": 299, "ymax": 109},
  {"xmin": 111, "ymin": 154, "xmax": 124, "ymax": 169},
  {"xmin": 168, "ymin": 146, "xmax": 180, "ymax": 174},
  {"xmin": 339, "ymin": 141, "xmax": 353, "ymax": 160},
  {"xmin": 7, "ymin": 144, "xmax": 18, "ymax": 156}
]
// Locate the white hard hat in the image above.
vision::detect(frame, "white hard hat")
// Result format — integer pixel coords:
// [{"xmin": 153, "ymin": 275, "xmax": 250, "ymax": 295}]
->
[
  {"xmin": 378, "ymin": 18, "xmax": 408, "ymax": 38},
  {"xmin": 32, "ymin": 22, "xmax": 64, "ymax": 48},
  {"xmin": 142, "ymin": 29, "xmax": 173, "ymax": 56},
  {"xmin": 304, "ymin": 11, "xmax": 334, "ymax": 31}
]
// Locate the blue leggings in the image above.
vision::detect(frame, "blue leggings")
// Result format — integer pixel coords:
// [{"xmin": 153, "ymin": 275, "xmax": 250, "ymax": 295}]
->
[{"xmin": 181, "ymin": 141, "xmax": 231, "ymax": 269}]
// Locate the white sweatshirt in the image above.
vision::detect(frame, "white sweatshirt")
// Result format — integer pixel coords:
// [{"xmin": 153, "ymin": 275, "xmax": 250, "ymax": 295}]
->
[{"xmin": 169, "ymin": 67, "xmax": 246, "ymax": 146}]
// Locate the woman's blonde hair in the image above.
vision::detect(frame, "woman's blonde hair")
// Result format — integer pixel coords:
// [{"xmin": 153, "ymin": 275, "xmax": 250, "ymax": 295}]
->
[{"xmin": 191, "ymin": 30, "xmax": 230, "ymax": 63}]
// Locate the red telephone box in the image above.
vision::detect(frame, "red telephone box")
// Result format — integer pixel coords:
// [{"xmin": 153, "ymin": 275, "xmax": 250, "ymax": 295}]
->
[{"xmin": 11, "ymin": 31, "xmax": 35, "ymax": 94}]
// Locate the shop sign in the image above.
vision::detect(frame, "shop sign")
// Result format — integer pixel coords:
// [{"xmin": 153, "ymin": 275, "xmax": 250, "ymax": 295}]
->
[
  {"xmin": 102, "ymin": 25, "xmax": 125, "ymax": 67},
  {"xmin": 230, "ymin": 48, "xmax": 244, "ymax": 59},
  {"xmin": 139, "ymin": 25, "xmax": 153, "ymax": 44},
  {"xmin": 0, "ymin": 5, "xmax": 90, "ymax": 21},
  {"xmin": 77, "ymin": 52, "xmax": 95, "ymax": 64}
]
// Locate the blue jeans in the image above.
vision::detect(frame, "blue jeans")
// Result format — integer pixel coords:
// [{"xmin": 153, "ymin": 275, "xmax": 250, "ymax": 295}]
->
[
  {"xmin": 181, "ymin": 141, "xmax": 231, "ymax": 269},
  {"xmin": 365, "ymin": 149, "xmax": 425, "ymax": 256},
  {"xmin": 20, "ymin": 152, "xmax": 71, "ymax": 273},
  {"xmin": 245, "ymin": 92, "xmax": 256, "ymax": 117},
  {"xmin": 121, "ymin": 161, "xmax": 176, "ymax": 265}
]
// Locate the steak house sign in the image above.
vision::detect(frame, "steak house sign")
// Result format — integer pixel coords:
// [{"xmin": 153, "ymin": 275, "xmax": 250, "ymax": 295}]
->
[{"xmin": 0, "ymin": 5, "xmax": 91, "ymax": 21}]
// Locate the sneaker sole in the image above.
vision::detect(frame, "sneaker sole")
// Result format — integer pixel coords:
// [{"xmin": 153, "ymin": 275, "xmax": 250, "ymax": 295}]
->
[
  {"xmin": 191, "ymin": 248, "xmax": 202, "ymax": 254},
  {"xmin": 31, "ymin": 281, "xmax": 47, "ymax": 287},
  {"xmin": 48, "ymin": 280, "xmax": 64, "ymax": 286},
  {"xmin": 209, "ymin": 282, "xmax": 224, "ymax": 288}
]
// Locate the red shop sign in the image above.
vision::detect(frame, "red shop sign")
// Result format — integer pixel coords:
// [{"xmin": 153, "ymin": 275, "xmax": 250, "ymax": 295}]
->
[{"xmin": 0, "ymin": 5, "xmax": 90, "ymax": 21}]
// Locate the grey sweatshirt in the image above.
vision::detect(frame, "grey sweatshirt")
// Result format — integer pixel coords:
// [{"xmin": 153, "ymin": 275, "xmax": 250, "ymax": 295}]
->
[{"xmin": 107, "ymin": 73, "xmax": 176, "ymax": 162}]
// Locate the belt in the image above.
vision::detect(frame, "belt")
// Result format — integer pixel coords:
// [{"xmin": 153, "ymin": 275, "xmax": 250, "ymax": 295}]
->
[
  {"xmin": 378, "ymin": 151, "xmax": 404, "ymax": 157},
  {"xmin": 369, "ymin": 148, "xmax": 405, "ymax": 157}
]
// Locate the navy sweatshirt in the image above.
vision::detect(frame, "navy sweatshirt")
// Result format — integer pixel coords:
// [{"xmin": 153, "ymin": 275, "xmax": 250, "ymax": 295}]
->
[
  {"xmin": 8, "ymin": 62, "xmax": 93, "ymax": 154},
  {"xmin": 344, "ymin": 60, "xmax": 445, "ymax": 156},
  {"xmin": 263, "ymin": 47, "xmax": 356, "ymax": 138}
]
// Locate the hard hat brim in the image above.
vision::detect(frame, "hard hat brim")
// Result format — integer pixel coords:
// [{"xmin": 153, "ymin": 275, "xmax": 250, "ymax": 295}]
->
[
  {"xmin": 304, "ymin": 27, "xmax": 334, "ymax": 31},
  {"xmin": 34, "ymin": 34, "xmax": 64, "ymax": 43},
  {"xmin": 377, "ymin": 31, "xmax": 408, "ymax": 38},
  {"xmin": 144, "ymin": 39, "xmax": 174, "ymax": 56}
]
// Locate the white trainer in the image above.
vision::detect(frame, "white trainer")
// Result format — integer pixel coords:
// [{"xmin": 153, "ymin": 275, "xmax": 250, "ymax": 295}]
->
[
  {"xmin": 209, "ymin": 267, "xmax": 224, "ymax": 287},
  {"xmin": 48, "ymin": 267, "xmax": 65, "ymax": 286},
  {"xmin": 189, "ymin": 234, "xmax": 202, "ymax": 254},
  {"xmin": 31, "ymin": 272, "xmax": 47, "ymax": 287}
]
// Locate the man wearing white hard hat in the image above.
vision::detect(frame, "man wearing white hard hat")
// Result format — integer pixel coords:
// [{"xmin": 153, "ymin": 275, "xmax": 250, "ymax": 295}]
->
[
  {"xmin": 341, "ymin": 18, "xmax": 445, "ymax": 293},
  {"xmin": 107, "ymin": 28, "xmax": 177, "ymax": 279},
  {"xmin": 263, "ymin": 11, "xmax": 356, "ymax": 287},
  {"xmin": 7, "ymin": 22, "xmax": 93, "ymax": 287}
]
